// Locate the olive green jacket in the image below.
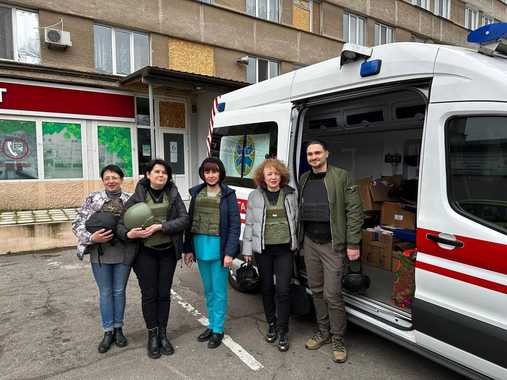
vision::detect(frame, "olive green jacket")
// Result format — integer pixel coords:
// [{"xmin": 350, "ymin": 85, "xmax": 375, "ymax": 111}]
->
[{"xmin": 298, "ymin": 165, "xmax": 364, "ymax": 251}]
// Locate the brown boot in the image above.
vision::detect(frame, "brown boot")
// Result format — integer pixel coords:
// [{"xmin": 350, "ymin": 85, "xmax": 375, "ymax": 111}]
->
[
  {"xmin": 305, "ymin": 331, "xmax": 331, "ymax": 350},
  {"xmin": 331, "ymin": 335, "xmax": 347, "ymax": 363}
]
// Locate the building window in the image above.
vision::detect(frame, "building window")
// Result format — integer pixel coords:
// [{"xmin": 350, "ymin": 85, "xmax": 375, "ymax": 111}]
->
[
  {"xmin": 246, "ymin": 57, "xmax": 279, "ymax": 83},
  {"xmin": 465, "ymin": 8, "xmax": 479, "ymax": 30},
  {"xmin": 0, "ymin": 119, "xmax": 38, "ymax": 180},
  {"xmin": 0, "ymin": 6, "xmax": 40, "ymax": 64},
  {"xmin": 94, "ymin": 25, "xmax": 149, "ymax": 75},
  {"xmin": 246, "ymin": 0, "xmax": 279, "ymax": 22},
  {"xmin": 411, "ymin": 0, "xmax": 428, "ymax": 9},
  {"xmin": 374, "ymin": 24, "xmax": 394, "ymax": 45},
  {"xmin": 446, "ymin": 116, "xmax": 507, "ymax": 233},
  {"xmin": 482, "ymin": 15, "xmax": 496, "ymax": 26},
  {"xmin": 97, "ymin": 125, "xmax": 133, "ymax": 177},
  {"xmin": 42, "ymin": 122, "xmax": 83, "ymax": 179},
  {"xmin": 343, "ymin": 13, "xmax": 365, "ymax": 45},
  {"xmin": 434, "ymin": 0, "xmax": 450, "ymax": 19}
]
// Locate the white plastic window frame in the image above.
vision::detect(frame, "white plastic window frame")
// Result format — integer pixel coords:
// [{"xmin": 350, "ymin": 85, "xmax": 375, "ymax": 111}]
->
[
  {"xmin": 464, "ymin": 7, "xmax": 480, "ymax": 30},
  {"xmin": 247, "ymin": 57, "xmax": 280, "ymax": 83},
  {"xmin": 434, "ymin": 0, "xmax": 451, "ymax": 19},
  {"xmin": 411, "ymin": 0, "xmax": 428, "ymax": 10},
  {"xmin": 0, "ymin": 115, "xmax": 87, "ymax": 182},
  {"xmin": 374, "ymin": 23, "xmax": 394, "ymax": 45},
  {"xmin": 481, "ymin": 15, "xmax": 495, "ymax": 26},
  {"xmin": 0, "ymin": 4, "xmax": 40, "ymax": 64},
  {"xmin": 94, "ymin": 24, "xmax": 150, "ymax": 76},
  {"xmin": 249, "ymin": 0, "xmax": 280, "ymax": 22},
  {"xmin": 343, "ymin": 13, "xmax": 365, "ymax": 45}
]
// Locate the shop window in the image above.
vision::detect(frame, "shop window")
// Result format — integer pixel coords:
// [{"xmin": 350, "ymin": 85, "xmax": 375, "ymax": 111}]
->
[
  {"xmin": 446, "ymin": 116, "xmax": 507, "ymax": 233},
  {"xmin": 246, "ymin": 57, "xmax": 279, "ymax": 84},
  {"xmin": 343, "ymin": 13, "xmax": 365, "ymax": 45},
  {"xmin": 465, "ymin": 8, "xmax": 479, "ymax": 30},
  {"xmin": 136, "ymin": 97, "xmax": 150, "ymax": 126},
  {"xmin": 137, "ymin": 128, "xmax": 152, "ymax": 175},
  {"xmin": 0, "ymin": 6, "xmax": 40, "ymax": 64},
  {"xmin": 0, "ymin": 119, "xmax": 38, "ymax": 180},
  {"xmin": 374, "ymin": 23, "xmax": 394, "ymax": 45},
  {"xmin": 97, "ymin": 125, "xmax": 133, "ymax": 177},
  {"xmin": 42, "ymin": 122, "xmax": 83, "ymax": 179},
  {"xmin": 94, "ymin": 25, "xmax": 149, "ymax": 75},
  {"xmin": 482, "ymin": 15, "xmax": 496, "ymax": 26},
  {"xmin": 246, "ymin": 0, "xmax": 279, "ymax": 23},
  {"xmin": 434, "ymin": 0, "xmax": 450, "ymax": 19}
]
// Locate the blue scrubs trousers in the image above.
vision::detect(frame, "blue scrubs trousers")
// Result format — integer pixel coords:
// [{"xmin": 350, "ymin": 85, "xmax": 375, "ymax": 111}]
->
[{"xmin": 194, "ymin": 234, "xmax": 228, "ymax": 334}]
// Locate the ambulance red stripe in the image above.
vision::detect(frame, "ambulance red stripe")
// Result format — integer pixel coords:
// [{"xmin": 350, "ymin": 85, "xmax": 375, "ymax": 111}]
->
[
  {"xmin": 417, "ymin": 228, "xmax": 507, "ymax": 275},
  {"xmin": 416, "ymin": 261, "xmax": 507, "ymax": 295}
]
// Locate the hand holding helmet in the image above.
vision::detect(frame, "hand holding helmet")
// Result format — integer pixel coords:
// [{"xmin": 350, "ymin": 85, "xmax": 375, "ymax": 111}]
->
[
  {"xmin": 123, "ymin": 202, "xmax": 157, "ymax": 239},
  {"xmin": 91, "ymin": 228, "xmax": 114, "ymax": 243}
]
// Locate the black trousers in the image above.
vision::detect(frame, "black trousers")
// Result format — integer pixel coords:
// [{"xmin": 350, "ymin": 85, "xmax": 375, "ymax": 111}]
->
[
  {"xmin": 254, "ymin": 244, "xmax": 293, "ymax": 333},
  {"xmin": 133, "ymin": 246, "xmax": 177, "ymax": 330}
]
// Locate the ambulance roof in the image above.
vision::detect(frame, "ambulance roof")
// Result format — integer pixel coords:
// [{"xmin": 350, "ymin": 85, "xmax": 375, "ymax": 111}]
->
[{"xmin": 220, "ymin": 42, "xmax": 507, "ymax": 112}]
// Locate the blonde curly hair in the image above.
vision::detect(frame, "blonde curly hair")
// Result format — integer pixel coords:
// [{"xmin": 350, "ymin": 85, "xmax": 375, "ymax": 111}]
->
[{"xmin": 253, "ymin": 159, "xmax": 290, "ymax": 188}]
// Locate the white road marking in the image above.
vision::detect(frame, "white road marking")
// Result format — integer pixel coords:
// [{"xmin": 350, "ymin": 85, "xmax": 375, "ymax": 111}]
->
[{"xmin": 171, "ymin": 290, "xmax": 264, "ymax": 371}]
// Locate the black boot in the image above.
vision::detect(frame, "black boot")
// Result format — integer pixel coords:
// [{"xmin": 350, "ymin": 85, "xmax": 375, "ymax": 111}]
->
[
  {"xmin": 114, "ymin": 327, "xmax": 128, "ymax": 347},
  {"xmin": 278, "ymin": 331, "xmax": 289, "ymax": 352},
  {"xmin": 159, "ymin": 326, "xmax": 174, "ymax": 355},
  {"xmin": 147, "ymin": 327, "xmax": 161, "ymax": 359},
  {"xmin": 197, "ymin": 328, "xmax": 213, "ymax": 342},
  {"xmin": 98, "ymin": 331, "xmax": 115, "ymax": 353},
  {"xmin": 266, "ymin": 322, "xmax": 277, "ymax": 343},
  {"xmin": 208, "ymin": 332, "xmax": 224, "ymax": 349}
]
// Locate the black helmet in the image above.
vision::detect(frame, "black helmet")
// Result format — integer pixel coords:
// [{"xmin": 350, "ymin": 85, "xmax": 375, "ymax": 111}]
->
[
  {"xmin": 85, "ymin": 212, "xmax": 119, "ymax": 234},
  {"xmin": 235, "ymin": 262, "xmax": 260, "ymax": 293},
  {"xmin": 342, "ymin": 260, "xmax": 370, "ymax": 293}
]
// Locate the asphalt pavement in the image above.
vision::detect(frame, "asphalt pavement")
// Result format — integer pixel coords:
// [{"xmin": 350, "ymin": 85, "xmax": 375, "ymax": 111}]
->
[{"xmin": 0, "ymin": 250, "xmax": 465, "ymax": 380}]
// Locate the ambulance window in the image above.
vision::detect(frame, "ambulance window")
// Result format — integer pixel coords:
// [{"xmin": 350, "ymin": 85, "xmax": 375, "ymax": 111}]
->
[
  {"xmin": 446, "ymin": 116, "xmax": 507, "ymax": 233},
  {"xmin": 210, "ymin": 122, "xmax": 277, "ymax": 188}
]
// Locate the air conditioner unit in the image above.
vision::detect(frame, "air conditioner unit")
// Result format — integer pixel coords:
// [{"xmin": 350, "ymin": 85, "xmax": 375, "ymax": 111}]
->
[{"xmin": 44, "ymin": 27, "xmax": 72, "ymax": 49}]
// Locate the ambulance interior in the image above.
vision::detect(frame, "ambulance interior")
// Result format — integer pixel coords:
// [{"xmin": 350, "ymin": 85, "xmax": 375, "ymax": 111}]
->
[{"xmin": 298, "ymin": 89, "xmax": 425, "ymax": 315}]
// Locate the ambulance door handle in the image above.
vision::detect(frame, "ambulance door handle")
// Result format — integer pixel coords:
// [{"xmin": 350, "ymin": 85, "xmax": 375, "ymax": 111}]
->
[{"xmin": 426, "ymin": 233, "xmax": 464, "ymax": 248}]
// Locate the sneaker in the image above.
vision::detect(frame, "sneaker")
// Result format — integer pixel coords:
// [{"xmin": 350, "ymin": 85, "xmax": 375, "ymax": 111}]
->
[
  {"xmin": 331, "ymin": 336, "xmax": 347, "ymax": 363},
  {"xmin": 208, "ymin": 333, "xmax": 224, "ymax": 349},
  {"xmin": 305, "ymin": 332, "xmax": 331, "ymax": 350},
  {"xmin": 266, "ymin": 322, "xmax": 277, "ymax": 343},
  {"xmin": 197, "ymin": 328, "xmax": 213, "ymax": 342}
]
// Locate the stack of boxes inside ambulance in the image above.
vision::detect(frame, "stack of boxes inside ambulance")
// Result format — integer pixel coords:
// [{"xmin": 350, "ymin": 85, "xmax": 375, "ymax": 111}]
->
[{"xmin": 356, "ymin": 176, "xmax": 417, "ymax": 309}]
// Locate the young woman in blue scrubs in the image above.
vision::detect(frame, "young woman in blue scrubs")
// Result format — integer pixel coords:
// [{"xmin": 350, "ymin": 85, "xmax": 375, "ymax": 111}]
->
[{"xmin": 184, "ymin": 158, "xmax": 241, "ymax": 348}]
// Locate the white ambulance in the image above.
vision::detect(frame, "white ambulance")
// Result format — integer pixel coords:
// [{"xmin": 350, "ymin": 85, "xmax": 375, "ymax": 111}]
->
[{"xmin": 210, "ymin": 24, "xmax": 507, "ymax": 379}]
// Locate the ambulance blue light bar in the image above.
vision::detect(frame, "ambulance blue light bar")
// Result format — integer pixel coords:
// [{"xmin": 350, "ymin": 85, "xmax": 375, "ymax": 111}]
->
[
  {"xmin": 467, "ymin": 23, "xmax": 507, "ymax": 44},
  {"xmin": 360, "ymin": 59, "xmax": 382, "ymax": 77},
  {"xmin": 217, "ymin": 102, "xmax": 226, "ymax": 112}
]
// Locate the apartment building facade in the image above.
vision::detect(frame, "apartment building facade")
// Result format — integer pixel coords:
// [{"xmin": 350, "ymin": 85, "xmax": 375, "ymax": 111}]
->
[{"xmin": 1, "ymin": 0, "xmax": 506, "ymax": 211}]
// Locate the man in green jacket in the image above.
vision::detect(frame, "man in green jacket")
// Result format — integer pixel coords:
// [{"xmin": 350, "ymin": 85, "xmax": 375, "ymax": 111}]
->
[{"xmin": 299, "ymin": 140, "xmax": 363, "ymax": 363}]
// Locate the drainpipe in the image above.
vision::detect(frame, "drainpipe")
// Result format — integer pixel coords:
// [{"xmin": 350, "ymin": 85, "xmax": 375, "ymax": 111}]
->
[{"xmin": 148, "ymin": 82, "xmax": 156, "ymax": 157}]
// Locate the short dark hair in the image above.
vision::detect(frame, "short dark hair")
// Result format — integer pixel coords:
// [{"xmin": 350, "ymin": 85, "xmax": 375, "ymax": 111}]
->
[
  {"xmin": 145, "ymin": 159, "xmax": 173, "ymax": 180},
  {"xmin": 306, "ymin": 140, "xmax": 328, "ymax": 152},
  {"xmin": 100, "ymin": 164, "xmax": 125, "ymax": 179},
  {"xmin": 199, "ymin": 157, "xmax": 226, "ymax": 182}
]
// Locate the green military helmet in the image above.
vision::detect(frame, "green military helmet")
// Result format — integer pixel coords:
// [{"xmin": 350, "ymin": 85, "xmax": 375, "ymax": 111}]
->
[{"xmin": 123, "ymin": 202, "xmax": 155, "ymax": 229}]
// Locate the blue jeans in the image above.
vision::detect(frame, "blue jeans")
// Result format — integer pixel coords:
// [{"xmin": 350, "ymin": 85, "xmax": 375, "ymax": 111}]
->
[{"xmin": 91, "ymin": 263, "xmax": 131, "ymax": 332}]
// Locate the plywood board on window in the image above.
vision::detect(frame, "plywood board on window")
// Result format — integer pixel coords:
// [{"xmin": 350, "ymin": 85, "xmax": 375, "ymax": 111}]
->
[
  {"xmin": 159, "ymin": 101, "xmax": 186, "ymax": 129},
  {"xmin": 293, "ymin": 2, "xmax": 311, "ymax": 32},
  {"xmin": 168, "ymin": 38, "xmax": 214, "ymax": 76}
]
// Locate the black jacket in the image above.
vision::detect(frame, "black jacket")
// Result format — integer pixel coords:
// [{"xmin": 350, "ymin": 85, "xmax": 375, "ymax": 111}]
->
[
  {"xmin": 184, "ymin": 182, "xmax": 241, "ymax": 263},
  {"xmin": 117, "ymin": 178, "xmax": 190, "ymax": 259}
]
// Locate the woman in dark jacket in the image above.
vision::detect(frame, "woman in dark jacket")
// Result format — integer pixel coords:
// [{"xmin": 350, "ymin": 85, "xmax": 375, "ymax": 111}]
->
[
  {"xmin": 183, "ymin": 157, "xmax": 241, "ymax": 349},
  {"xmin": 117, "ymin": 159, "xmax": 189, "ymax": 359},
  {"xmin": 242, "ymin": 159, "xmax": 298, "ymax": 352}
]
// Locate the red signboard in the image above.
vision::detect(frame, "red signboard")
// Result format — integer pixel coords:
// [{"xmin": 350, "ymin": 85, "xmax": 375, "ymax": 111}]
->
[{"xmin": 0, "ymin": 81, "xmax": 135, "ymax": 118}]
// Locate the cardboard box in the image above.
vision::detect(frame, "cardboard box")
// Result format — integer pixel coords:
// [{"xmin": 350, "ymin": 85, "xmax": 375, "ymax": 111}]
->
[
  {"xmin": 381, "ymin": 175, "xmax": 403, "ymax": 188},
  {"xmin": 356, "ymin": 178, "xmax": 389, "ymax": 211},
  {"xmin": 381, "ymin": 202, "xmax": 416, "ymax": 230},
  {"xmin": 361, "ymin": 229, "xmax": 393, "ymax": 270}
]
